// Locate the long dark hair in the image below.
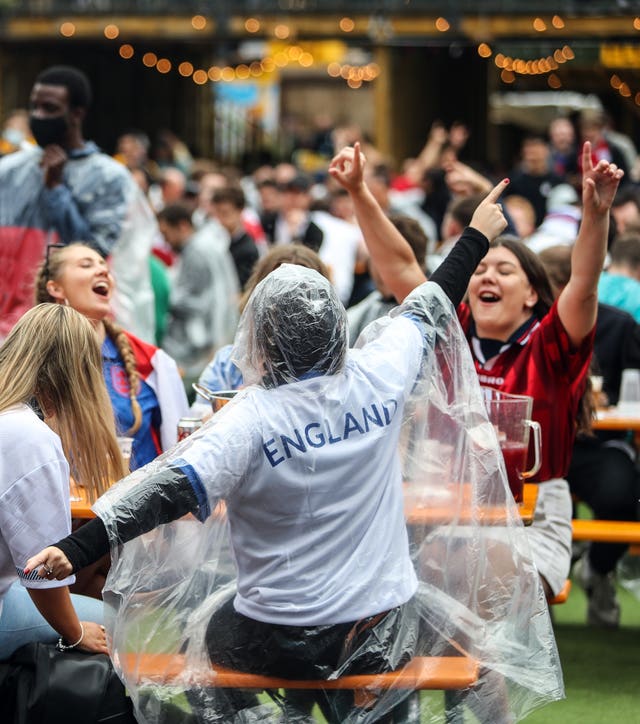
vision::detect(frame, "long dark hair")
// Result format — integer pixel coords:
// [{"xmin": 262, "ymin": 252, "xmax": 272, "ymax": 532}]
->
[{"xmin": 491, "ymin": 237, "xmax": 593, "ymax": 435}]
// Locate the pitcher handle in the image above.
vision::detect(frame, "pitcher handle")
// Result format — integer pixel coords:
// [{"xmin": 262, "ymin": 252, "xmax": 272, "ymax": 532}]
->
[{"xmin": 521, "ymin": 420, "xmax": 542, "ymax": 479}]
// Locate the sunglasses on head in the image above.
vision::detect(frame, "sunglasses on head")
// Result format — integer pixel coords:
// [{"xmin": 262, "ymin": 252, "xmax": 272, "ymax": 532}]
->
[{"xmin": 43, "ymin": 243, "xmax": 65, "ymax": 274}]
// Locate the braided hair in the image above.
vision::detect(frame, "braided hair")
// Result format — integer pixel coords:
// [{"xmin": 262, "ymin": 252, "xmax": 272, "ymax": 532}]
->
[
  {"xmin": 102, "ymin": 317, "xmax": 143, "ymax": 435},
  {"xmin": 34, "ymin": 242, "xmax": 142, "ymax": 436}
]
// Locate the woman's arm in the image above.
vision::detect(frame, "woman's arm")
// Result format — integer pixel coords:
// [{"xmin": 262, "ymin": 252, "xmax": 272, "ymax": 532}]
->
[
  {"xmin": 329, "ymin": 143, "xmax": 508, "ymax": 303},
  {"xmin": 27, "ymin": 587, "xmax": 108, "ymax": 654},
  {"xmin": 403, "ymin": 122, "xmax": 449, "ymax": 186},
  {"xmin": 25, "ymin": 465, "xmax": 202, "ymax": 579},
  {"xmin": 558, "ymin": 142, "xmax": 624, "ymax": 346}
]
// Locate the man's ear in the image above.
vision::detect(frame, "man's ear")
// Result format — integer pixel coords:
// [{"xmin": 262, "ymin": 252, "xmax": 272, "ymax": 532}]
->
[{"xmin": 70, "ymin": 106, "xmax": 86, "ymax": 127}]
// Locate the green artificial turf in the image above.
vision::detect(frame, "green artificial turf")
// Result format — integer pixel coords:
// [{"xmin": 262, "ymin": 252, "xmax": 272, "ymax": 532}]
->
[{"xmin": 522, "ymin": 575, "xmax": 640, "ymax": 723}]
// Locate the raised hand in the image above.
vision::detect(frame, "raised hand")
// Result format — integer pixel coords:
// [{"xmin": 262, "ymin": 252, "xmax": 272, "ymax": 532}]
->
[
  {"xmin": 469, "ymin": 179, "xmax": 510, "ymax": 242},
  {"xmin": 428, "ymin": 121, "xmax": 448, "ymax": 147},
  {"xmin": 328, "ymin": 141, "xmax": 366, "ymax": 194},
  {"xmin": 445, "ymin": 160, "xmax": 493, "ymax": 195},
  {"xmin": 581, "ymin": 141, "xmax": 624, "ymax": 216},
  {"xmin": 448, "ymin": 122, "xmax": 470, "ymax": 151}
]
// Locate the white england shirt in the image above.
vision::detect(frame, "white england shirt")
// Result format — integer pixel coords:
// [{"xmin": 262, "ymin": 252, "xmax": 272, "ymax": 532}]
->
[
  {"xmin": 0, "ymin": 404, "xmax": 75, "ymax": 617},
  {"xmin": 176, "ymin": 314, "xmax": 424, "ymax": 626}
]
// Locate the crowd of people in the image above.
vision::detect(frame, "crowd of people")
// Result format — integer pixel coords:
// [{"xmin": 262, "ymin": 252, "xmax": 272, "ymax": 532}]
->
[{"xmin": 0, "ymin": 63, "xmax": 638, "ymax": 723}]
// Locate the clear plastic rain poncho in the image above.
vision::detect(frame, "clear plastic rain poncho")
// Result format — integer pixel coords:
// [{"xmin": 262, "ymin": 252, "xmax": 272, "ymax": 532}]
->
[{"xmin": 94, "ymin": 264, "xmax": 563, "ymax": 724}]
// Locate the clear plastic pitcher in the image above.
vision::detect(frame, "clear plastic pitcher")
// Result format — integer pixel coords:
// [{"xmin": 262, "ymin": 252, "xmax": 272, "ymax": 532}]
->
[{"xmin": 482, "ymin": 388, "xmax": 542, "ymax": 502}]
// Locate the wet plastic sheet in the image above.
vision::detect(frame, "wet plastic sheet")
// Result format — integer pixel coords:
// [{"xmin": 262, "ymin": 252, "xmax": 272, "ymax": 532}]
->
[{"xmin": 95, "ymin": 267, "xmax": 563, "ymax": 724}]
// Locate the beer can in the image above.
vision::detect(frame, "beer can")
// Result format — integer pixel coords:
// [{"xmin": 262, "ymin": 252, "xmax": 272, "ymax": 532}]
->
[{"xmin": 177, "ymin": 416, "xmax": 204, "ymax": 441}]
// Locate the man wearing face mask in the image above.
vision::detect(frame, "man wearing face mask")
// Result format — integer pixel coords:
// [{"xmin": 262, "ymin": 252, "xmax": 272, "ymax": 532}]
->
[{"xmin": 0, "ymin": 65, "xmax": 156, "ymax": 343}]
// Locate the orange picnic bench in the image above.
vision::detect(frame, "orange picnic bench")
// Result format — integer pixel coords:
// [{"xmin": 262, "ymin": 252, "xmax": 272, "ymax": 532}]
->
[
  {"xmin": 120, "ymin": 652, "xmax": 480, "ymax": 703},
  {"xmin": 571, "ymin": 519, "xmax": 640, "ymax": 545}
]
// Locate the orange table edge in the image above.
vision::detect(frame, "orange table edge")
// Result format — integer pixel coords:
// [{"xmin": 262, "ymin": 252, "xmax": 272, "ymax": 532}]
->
[
  {"xmin": 592, "ymin": 409, "xmax": 640, "ymax": 431},
  {"xmin": 404, "ymin": 482, "xmax": 538, "ymax": 527},
  {"xmin": 73, "ymin": 483, "xmax": 538, "ymax": 526}
]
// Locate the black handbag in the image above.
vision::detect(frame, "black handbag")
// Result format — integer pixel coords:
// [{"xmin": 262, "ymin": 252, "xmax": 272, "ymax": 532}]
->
[{"xmin": 0, "ymin": 642, "xmax": 136, "ymax": 724}]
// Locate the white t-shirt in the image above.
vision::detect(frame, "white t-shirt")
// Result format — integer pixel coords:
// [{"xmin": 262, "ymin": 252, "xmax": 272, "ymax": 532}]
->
[
  {"xmin": 311, "ymin": 210, "xmax": 362, "ymax": 305},
  {"xmin": 176, "ymin": 315, "xmax": 423, "ymax": 626},
  {"xmin": 0, "ymin": 404, "xmax": 75, "ymax": 617}
]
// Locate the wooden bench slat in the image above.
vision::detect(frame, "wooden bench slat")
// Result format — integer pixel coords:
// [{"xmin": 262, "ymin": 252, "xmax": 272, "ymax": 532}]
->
[
  {"xmin": 572, "ymin": 519, "xmax": 640, "ymax": 544},
  {"xmin": 121, "ymin": 653, "xmax": 479, "ymax": 691}
]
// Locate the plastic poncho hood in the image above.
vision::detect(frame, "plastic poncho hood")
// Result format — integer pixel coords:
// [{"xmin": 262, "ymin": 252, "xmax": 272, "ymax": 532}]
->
[{"xmin": 232, "ymin": 263, "xmax": 348, "ymax": 388}]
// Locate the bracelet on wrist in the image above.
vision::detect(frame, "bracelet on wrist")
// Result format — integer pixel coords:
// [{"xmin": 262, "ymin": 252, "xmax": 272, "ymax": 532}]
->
[{"xmin": 56, "ymin": 622, "xmax": 84, "ymax": 652}]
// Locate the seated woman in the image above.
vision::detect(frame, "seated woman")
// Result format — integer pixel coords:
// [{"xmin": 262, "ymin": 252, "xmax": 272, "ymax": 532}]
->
[
  {"xmin": 27, "ymin": 169, "xmax": 562, "ymax": 724},
  {"xmin": 0, "ymin": 304, "xmax": 126, "ymax": 660},
  {"xmin": 341, "ymin": 141, "xmax": 624, "ymax": 602},
  {"xmin": 35, "ymin": 243, "xmax": 189, "ymax": 472}
]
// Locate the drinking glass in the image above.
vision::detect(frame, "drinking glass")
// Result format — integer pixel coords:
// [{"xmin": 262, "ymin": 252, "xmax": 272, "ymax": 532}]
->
[
  {"xmin": 117, "ymin": 436, "xmax": 134, "ymax": 471},
  {"xmin": 618, "ymin": 369, "xmax": 640, "ymax": 416}
]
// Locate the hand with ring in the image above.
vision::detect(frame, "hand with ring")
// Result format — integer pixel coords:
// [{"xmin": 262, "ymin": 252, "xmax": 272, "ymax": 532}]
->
[{"xmin": 24, "ymin": 546, "xmax": 74, "ymax": 580}]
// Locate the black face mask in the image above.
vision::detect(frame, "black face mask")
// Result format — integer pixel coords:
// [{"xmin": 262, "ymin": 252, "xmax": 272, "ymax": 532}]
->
[{"xmin": 29, "ymin": 115, "xmax": 69, "ymax": 148}]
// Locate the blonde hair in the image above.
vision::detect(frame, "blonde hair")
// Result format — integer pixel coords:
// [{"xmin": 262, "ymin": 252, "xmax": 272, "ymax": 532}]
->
[
  {"xmin": 0, "ymin": 304, "xmax": 127, "ymax": 500},
  {"xmin": 35, "ymin": 242, "xmax": 142, "ymax": 436}
]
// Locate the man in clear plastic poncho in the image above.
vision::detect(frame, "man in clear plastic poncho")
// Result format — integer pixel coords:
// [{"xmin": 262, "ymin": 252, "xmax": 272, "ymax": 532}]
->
[{"xmin": 26, "ymin": 156, "xmax": 563, "ymax": 724}]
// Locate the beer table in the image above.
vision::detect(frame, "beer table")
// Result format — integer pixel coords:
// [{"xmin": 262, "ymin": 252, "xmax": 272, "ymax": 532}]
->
[
  {"xmin": 70, "ymin": 485, "xmax": 95, "ymax": 519},
  {"xmin": 72, "ymin": 482, "xmax": 539, "ymax": 525},
  {"xmin": 591, "ymin": 406, "xmax": 640, "ymax": 447},
  {"xmin": 404, "ymin": 482, "xmax": 538, "ymax": 528},
  {"xmin": 591, "ymin": 407, "xmax": 640, "ymax": 432}
]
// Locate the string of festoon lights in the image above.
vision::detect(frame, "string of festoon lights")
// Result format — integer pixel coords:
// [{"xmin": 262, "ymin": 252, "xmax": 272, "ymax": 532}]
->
[
  {"xmin": 610, "ymin": 74, "xmax": 640, "ymax": 108},
  {"xmin": 471, "ymin": 15, "xmax": 576, "ymax": 89},
  {"xmin": 58, "ymin": 15, "xmax": 379, "ymax": 88},
  {"xmin": 477, "ymin": 40, "xmax": 575, "ymax": 89},
  {"xmin": 600, "ymin": 20, "xmax": 640, "ymax": 108},
  {"xmin": 57, "ymin": 13, "xmax": 589, "ymax": 89}
]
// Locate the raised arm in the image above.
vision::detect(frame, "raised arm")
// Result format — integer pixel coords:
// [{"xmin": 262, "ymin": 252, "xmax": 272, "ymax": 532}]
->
[
  {"xmin": 329, "ymin": 143, "xmax": 508, "ymax": 302},
  {"xmin": 329, "ymin": 143, "xmax": 426, "ymax": 301},
  {"xmin": 403, "ymin": 122, "xmax": 448, "ymax": 186},
  {"xmin": 558, "ymin": 141, "xmax": 624, "ymax": 346},
  {"xmin": 429, "ymin": 182, "xmax": 509, "ymax": 306}
]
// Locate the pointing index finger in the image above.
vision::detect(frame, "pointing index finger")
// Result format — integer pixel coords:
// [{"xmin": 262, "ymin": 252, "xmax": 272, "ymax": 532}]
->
[
  {"xmin": 582, "ymin": 140, "xmax": 593, "ymax": 175},
  {"xmin": 483, "ymin": 178, "xmax": 509, "ymax": 205},
  {"xmin": 352, "ymin": 141, "xmax": 363, "ymax": 174}
]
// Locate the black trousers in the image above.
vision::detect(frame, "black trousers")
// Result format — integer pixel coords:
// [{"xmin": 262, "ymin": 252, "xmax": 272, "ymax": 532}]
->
[
  {"xmin": 200, "ymin": 596, "xmax": 419, "ymax": 723},
  {"xmin": 567, "ymin": 439, "xmax": 640, "ymax": 574}
]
